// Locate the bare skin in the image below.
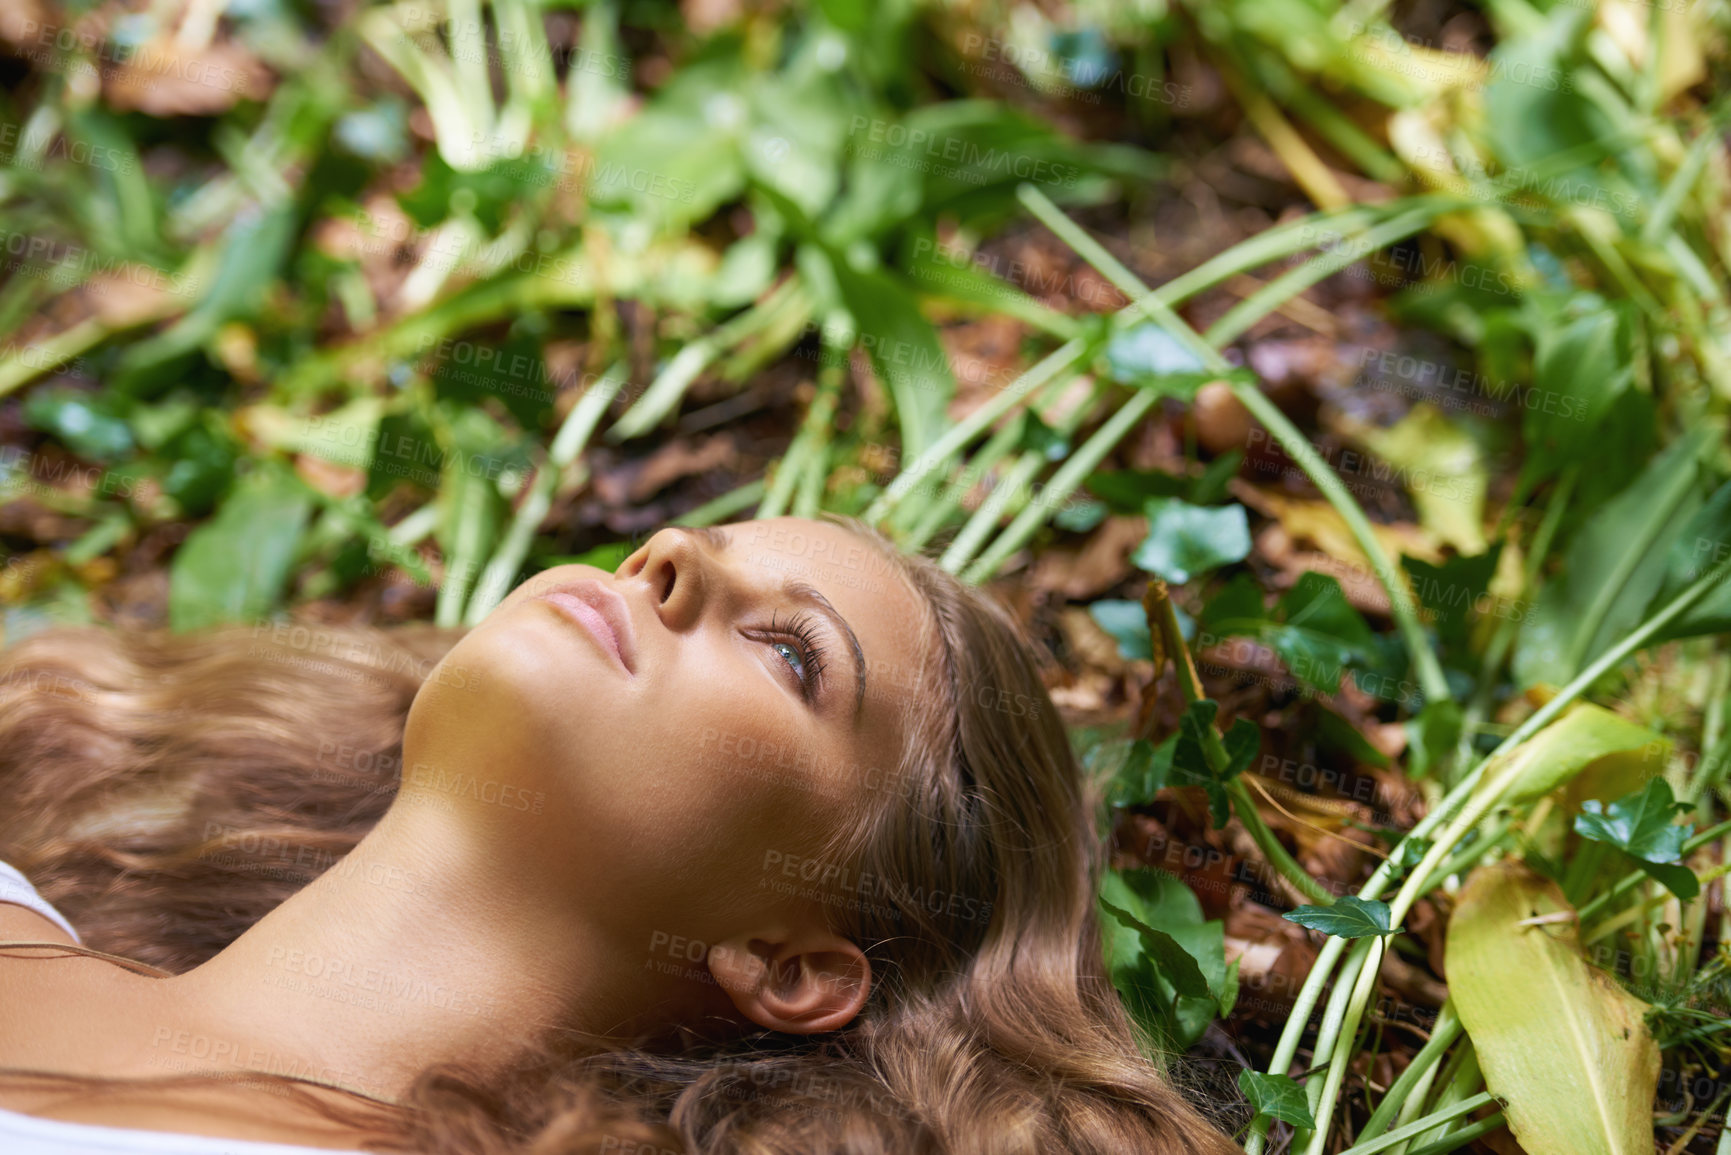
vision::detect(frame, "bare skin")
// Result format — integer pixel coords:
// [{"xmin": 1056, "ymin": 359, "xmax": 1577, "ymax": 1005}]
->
[{"xmin": 0, "ymin": 518, "xmax": 933, "ymax": 1148}]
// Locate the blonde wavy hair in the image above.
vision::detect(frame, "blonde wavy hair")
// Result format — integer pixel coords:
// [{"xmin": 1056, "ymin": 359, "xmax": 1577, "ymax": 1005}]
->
[{"xmin": 0, "ymin": 521, "xmax": 1242, "ymax": 1153}]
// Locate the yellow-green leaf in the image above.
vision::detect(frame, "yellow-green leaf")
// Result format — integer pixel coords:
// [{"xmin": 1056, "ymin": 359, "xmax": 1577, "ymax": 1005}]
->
[
  {"xmin": 1445, "ymin": 861, "xmax": 1659, "ymax": 1155},
  {"xmin": 1477, "ymin": 702, "xmax": 1666, "ymax": 809}
]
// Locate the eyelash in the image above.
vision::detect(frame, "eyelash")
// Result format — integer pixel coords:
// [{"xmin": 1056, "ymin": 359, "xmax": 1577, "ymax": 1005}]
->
[{"xmin": 767, "ymin": 610, "xmax": 828, "ymax": 701}]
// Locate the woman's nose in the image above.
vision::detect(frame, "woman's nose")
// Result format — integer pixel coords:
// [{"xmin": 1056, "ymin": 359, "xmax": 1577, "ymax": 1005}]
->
[{"xmin": 619, "ymin": 528, "xmax": 710, "ymax": 630}]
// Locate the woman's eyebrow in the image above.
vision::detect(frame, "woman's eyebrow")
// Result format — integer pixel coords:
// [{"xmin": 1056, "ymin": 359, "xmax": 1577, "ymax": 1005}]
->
[
  {"xmin": 785, "ymin": 581, "xmax": 868, "ymax": 718},
  {"xmin": 699, "ymin": 525, "xmax": 868, "ymax": 717}
]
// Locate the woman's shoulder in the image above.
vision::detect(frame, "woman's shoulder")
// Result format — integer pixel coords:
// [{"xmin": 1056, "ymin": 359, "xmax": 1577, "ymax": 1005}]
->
[{"xmin": 0, "ymin": 1090, "xmax": 380, "ymax": 1153}]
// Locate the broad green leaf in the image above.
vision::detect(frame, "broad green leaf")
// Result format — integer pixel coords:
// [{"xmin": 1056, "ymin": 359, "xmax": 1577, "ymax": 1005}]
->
[
  {"xmin": 1405, "ymin": 699, "xmax": 1464, "ymax": 780},
  {"xmin": 1651, "ymin": 477, "xmax": 1731, "ymax": 642},
  {"xmin": 1132, "ymin": 499, "xmax": 1251, "ymax": 584},
  {"xmin": 169, "ymin": 467, "xmax": 312, "ymax": 632},
  {"xmin": 1267, "ymin": 572, "xmax": 1377, "ymax": 695},
  {"xmin": 1099, "ymin": 897, "xmax": 1212, "ymax": 1001},
  {"xmin": 1106, "ymin": 735, "xmax": 1175, "ymax": 808},
  {"xmin": 1345, "ymin": 403, "xmax": 1487, "ymax": 554},
  {"xmin": 1238, "ymin": 1070, "xmax": 1316, "ymax": 1128},
  {"xmin": 1282, "ymin": 896, "xmax": 1396, "ymax": 939},
  {"xmin": 1480, "ymin": 702, "xmax": 1667, "ymax": 809},
  {"xmin": 1168, "ymin": 700, "xmax": 1259, "ymax": 828},
  {"xmin": 1089, "ymin": 599, "xmax": 1153, "ymax": 661},
  {"xmin": 1402, "ymin": 547, "xmax": 1501, "ymax": 652},
  {"xmin": 1084, "ymin": 468, "xmax": 1186, "ymax": 513},
  {"xmin": 1574, "ymin": 778, "xmax": 1692, "ymax": 865},
  {"xmin": 1099, "ymin": 867, "xmax": 1231, "ymax": 1049},
  {"xmin": 1513, "ymin": 428, "xmax": 1714, "ymax": 688},
  {"xmin": 1446, "ymin": 862, "xmax": 1660, "ymax": 1155}
]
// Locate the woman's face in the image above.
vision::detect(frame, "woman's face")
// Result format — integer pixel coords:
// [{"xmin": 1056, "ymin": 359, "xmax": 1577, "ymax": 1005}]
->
[{"xmin": 402, "ymin": 518, "xmax": 932, "ymax": 984}]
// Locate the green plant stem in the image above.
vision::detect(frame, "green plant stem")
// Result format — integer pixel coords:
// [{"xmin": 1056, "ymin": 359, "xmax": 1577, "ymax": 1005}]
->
[
  {"xmin": 1332, "ymin": 1092, "xmax": 1496, "ymax": 1155},
  {"xmin": 670, "ymin": 479, "xmax": 766, "ymax": 528},
  {"xmin": 1142, "ymin": 584, "xmax": 1337, "ymax": 906},
  {"xmin": 956, "ymin": 387, "xmax": 1153, "ymax": 581},
  {"xmin": 1228, "ymin": 780, "xmax": 1339, "ymax": 905},
  {"xmin": 1458, "ymin": 467, "xmax": 1577, "ymax": 773},
  {"xmin": 609, "ymin": 278, "xmax": 804, "ymax": 441},
  {"xmin": 866, "ymin": 196, "xmax": 1451, "ymax": 529},
  {"xmin": 1584, "ymin": 860, "xmax": 1731, "ymax": 947},
  {"xmin": 1359, "ymin": 1001, "xmax": 1462, "ymax": 1139},
  {"xmin": 1399, "ymin": 1113, "xmax": 1505, "ymax": 1155}
]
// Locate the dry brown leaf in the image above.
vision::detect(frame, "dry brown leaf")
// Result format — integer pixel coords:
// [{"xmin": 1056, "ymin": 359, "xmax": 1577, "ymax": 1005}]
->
[
  {"xmin": 105, "ymin": 38, "xmax": 272, "ymax": 116},
  {"xmin": 1028, "ymin": 514, "xmax": 1146, "ymax": 599}
]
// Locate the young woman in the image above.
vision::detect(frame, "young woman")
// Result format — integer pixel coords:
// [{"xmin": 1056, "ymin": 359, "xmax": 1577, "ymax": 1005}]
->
[{"xmin": 0, "ymin": 516, "xmax": 1241, "ymax": 1154}]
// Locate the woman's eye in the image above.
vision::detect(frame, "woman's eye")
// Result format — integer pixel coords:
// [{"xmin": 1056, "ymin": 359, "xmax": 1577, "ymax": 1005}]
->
[{"xmin": 771, "ymin": 641, "xmax": 807, "ymax": 682}]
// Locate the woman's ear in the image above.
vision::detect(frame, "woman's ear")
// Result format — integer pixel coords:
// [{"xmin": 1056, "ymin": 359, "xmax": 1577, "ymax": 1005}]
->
[{"xmin": 707, "ymin": 930, "xmax": 870, "ymax": 1034}]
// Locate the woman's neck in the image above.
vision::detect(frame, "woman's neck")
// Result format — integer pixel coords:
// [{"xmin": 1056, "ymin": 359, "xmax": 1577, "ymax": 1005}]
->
[{"xmin": 146, "ymin": 798, "xmax": 610, "ymax": 1101}]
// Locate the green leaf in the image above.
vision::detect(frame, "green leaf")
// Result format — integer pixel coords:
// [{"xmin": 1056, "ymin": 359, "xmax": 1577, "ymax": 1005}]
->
[
  {"xmin": 169, "ymin": 467, "xmax": 313, "ymax": 632},
  {"xmin": 1167, "ymin": 700, "xmax": 1258, "ymax": 828},
  {"xmin": 1406, "ymin": 699, "xmax": 1465, "ymax": 780},
  {"xmin": 1131, "ymin": 499, "xmax": 1251, "ymax": 584},
  {"xmin": 1090, "ymin": 599, "xmax": 1153, "ymax": 661},
  {"xmin": 1238, "ymin": 1070, "xmax": 1316, "ymax": 1128},
  {"xmin": 1106, "ymin": 736, "xmax": 1176, "ymax": 809},
  {"xmin": 23, "ymin": 387, "xmax": 135, "ymax": 461},
  {"xmin": 1282, "ymin": 896, "xmax": 1396, "ymax": 938},
  {"xmin": 1574, "ymin": 778, "xmax": 1692, "ymax": 865},
  {"xmin": 1084, "ymin": 468, "xmax": 1186, "ymax": 513},
  {"xmin": 1402, "ymin": 546, "xmax": 1502, "ymax": 651},
  {"xmin": 1651, "ymin": 477, "xmax": 1731, "ymax": 642},
  {"xmin": 1513, "ymin": 428, "xmax": 1714, "ymax": 687},
  {"xmin": 1099, "ymin": 867, "xmax": 1233, "ymax": 1050},
  {"xmin": 1484, "ymin": 702, "xmax": 1668, "ymax": 809},
  {"xmin": 1446, "ymin": 861, "xmax": 1660, "ymax": 1155},
  {"xmin": 1266, "ymin": 572, "xmax": 1377, "ymax": 695},
  {"xmin": 816, "ymin": 248, "xmax": 953, "ymax": 461},
  {"xmin": 1099, "ymin": 897, "xmax": 1212, "ymax": 1001}
]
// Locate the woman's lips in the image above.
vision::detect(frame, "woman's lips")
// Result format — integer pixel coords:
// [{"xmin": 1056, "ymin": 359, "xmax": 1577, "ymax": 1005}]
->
[{"xmin": 534, "ymin": 582, "xmax": 637, "ymax": 675}]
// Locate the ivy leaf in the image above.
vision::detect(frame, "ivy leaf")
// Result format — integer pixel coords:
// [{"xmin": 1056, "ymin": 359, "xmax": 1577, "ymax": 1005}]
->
[
  {"xmin": 1575, "ymin": 778, "xmax": 1698, "ymax": 900},
  {"xmin": 1238, "ymin": 1070, "xmax": 1316, "ymax": 1128},
  {"xmin": 1167, "ymin": 700, "xmax": 1260, "ymax": 828},
  {"xmin": 1406, "ymin": 699, "xmax": 1465, "ymax": 780},
  {"xmin": 1283, "ymin": 896, "xmax": 1397, "ymax": 939},
  {"xmin": 1099, "ymin": 897, "xmax": 1213, "ymax": 1001},
  {"xmin": 1106, "ymin": 735, "xmax": 1176, "ymax": 809},
  {"xmin": 1266, "ymin": 573, "xmax": 1378, "ymax": 695},
  {"xmin": 1132, "ymin": 499, "xmax": 1251, "ymax": 585},
  {"xmin": 1090, "ymin": 599, "xmax": 1153, "ymax": 661},
  {"xmin": 1574, "ymin": 778, "xmax": 1693, "ymax": 864}
]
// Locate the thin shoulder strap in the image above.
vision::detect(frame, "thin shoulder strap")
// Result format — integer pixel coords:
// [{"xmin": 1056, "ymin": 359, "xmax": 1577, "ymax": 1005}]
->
[{"xmin": 0, "ymin": 939, "xmax": 174, "ymax": 978}]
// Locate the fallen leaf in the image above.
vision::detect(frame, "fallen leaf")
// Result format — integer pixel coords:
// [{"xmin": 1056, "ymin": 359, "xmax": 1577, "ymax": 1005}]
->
[{"xmin": 1445, "ymin": 861, "xmax": 1659, "ymax": 1155}]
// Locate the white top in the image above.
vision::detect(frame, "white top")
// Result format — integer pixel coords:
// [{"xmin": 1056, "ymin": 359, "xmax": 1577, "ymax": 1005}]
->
[{"xmin": 0, "ymin": 859, "xmax": 367, "ymax": 1155}]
